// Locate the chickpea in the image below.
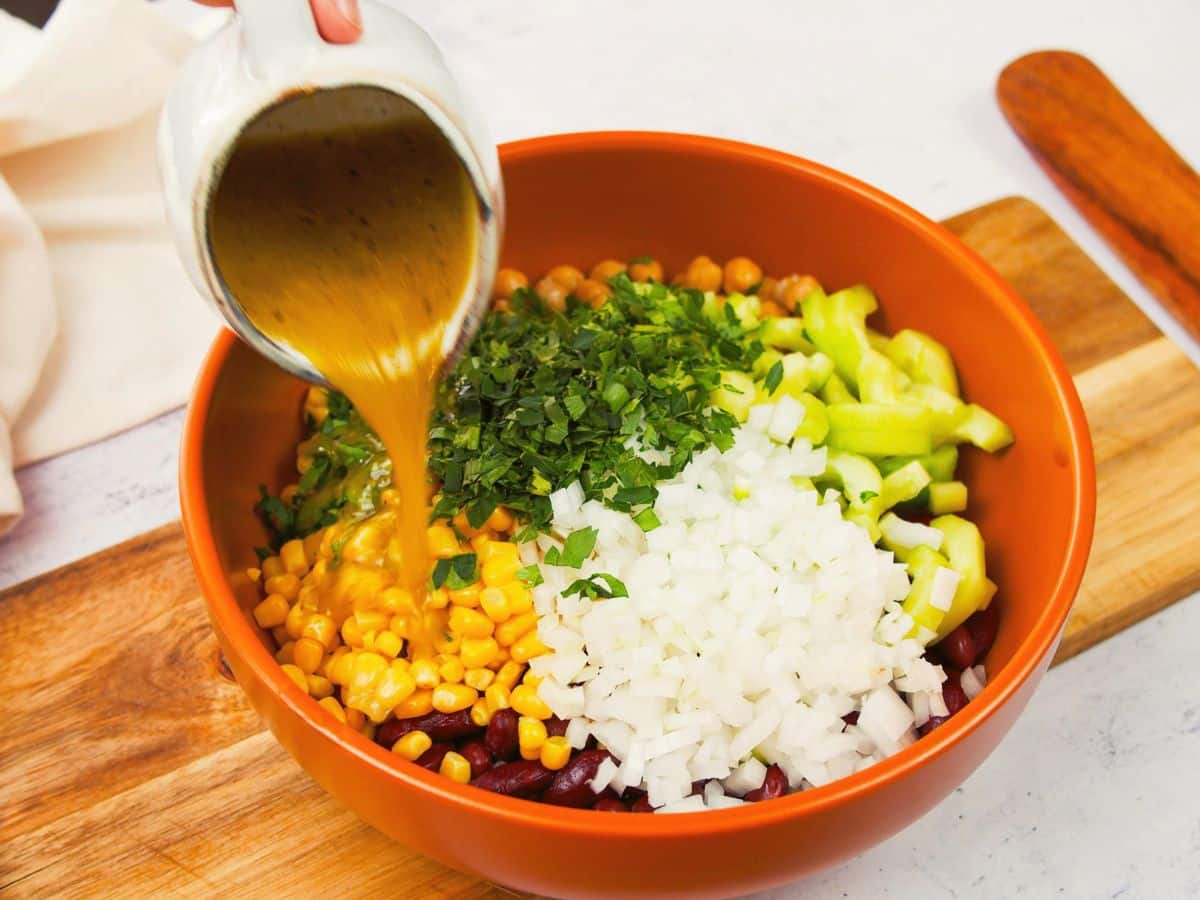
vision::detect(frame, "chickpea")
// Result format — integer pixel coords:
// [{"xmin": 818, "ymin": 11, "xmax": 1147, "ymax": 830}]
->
[
  {"xmin": 682, "ymin": 255, "xmax": 723, "ymax": 292},
  {"xmin": 492, "ymin": 297, "xmax": 511, "ymax": 313},
  {"xmin": 493, "ymin": 268, "xmax": 528, "ymax": 300},
  {"xmin": 535, "ymin": 276, "xmax": 568, "ymax": 312},
  {"xmin": 777, "ymin": 274, "xmax": 821, "ymax": 311},
  {"xmin": 759, "ymin": 300, "xmax": 787, "ymax": 318},
  {"xmin": 574, "ymin": 278, "xmax": 612, "ymax": 308},
  {"xmin": 723, "ymin": 256, "xmax": 763, "ymax": 295},
  {"xmin": 589, "ymin": 259, "xmax": 627, "ymax": 282},
  {"xmin": 544, "ymin": 264, "xmax": 584, "ymax": 292},
  {"xmin": 757, "ymin": 276, "xmax": 779, "ymax": 302},
  {"xmin": 629, "ymin": 258, "xmax": 664, "ymax": 283}
]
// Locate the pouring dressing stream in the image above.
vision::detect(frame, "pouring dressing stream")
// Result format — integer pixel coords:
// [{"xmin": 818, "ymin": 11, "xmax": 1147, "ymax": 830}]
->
[{"xmin": 207, "ymin": 91, "xmax": 478, "ymax": 652}]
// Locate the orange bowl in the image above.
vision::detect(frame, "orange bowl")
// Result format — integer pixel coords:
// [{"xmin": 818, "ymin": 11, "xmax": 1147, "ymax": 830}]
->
[{"xmin": 181, "ymin": 132, "xmax": 1095, "ymax": 898}]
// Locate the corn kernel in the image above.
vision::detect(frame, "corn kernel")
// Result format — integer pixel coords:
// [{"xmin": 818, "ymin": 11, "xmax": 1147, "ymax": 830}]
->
[
  {"xmin": 460, "ymin": 637, "xmax": 500, "ymax": 670},
  {"xmin": 470, "ymin": 697, "xmax": 492, "ymax": 727},
  {"xmin": 427, "ymin": 525, "xmax": 461, "ymax": 559},
  {"xmin": 284, "ymin": 602, "xmax": 308, "ymax": 640},
  {"xmin": 479, "ymin": 540, "xmax": 520, "ymax": 566},
  {"xmin": 411, "ymin": 658, "xmax": 440, "ymax": 690},
  {"xmin": 488, "ymin": 646, "xmax": 511, "ymax": 669},
  {"xmin": 264, "ymin": 572, "xmax": 301, "ymax": 600},
  {"xmin": 522, "ymin": 671, "xmax": 543, "ymax": 688},
  {"xmin": 303, "ymin": 530, "xmax": 324, "ymax": 563},
  {"xmin": 496, "ymin": 612, "xmax": 538, "ymax": 647},
  {"xmin": 275, "ymin": 641, "xmax": 295, "ymax": 665},
  {"xmin": 469, "ymin": 533, "xmax": 491, "ymax": 554},
  {"xmin": 261, "ymin": 556, "xmax": 285, "ymax": 580},
  {"xmin": 279, "ymin": 539, "xmax": 308, "ymax": 575},
  {"xmin": 452, "ymin": 510, "xmax": 480, "ymax": 538},
  {"xmin": 464, "ymin": 667, "xmax": 495, "ymax": 691},
  {"xmin": 485, "ymin": 684, "xmax": 511, "ymax": 713},
  {"xmin": 433, "ymin": 631, "xmax": 462, "ymax": 655},
  {"xmin": 438, "ymin": 656, "xmax": 466, "ymax": 684},
  {"xmin": 302, "ymin": 613, "xmax": 337, "ymax": 650},
  {"xmin": 426, "ymin": 588, "xmax": 450, "ymax": 610},
  {"xmin": 360, "ymin": 722, "xmax": 377, "ymax": 740},
  {"xmin": 540, "ymin": 736, "xmax": 572, "ymax": 771},
  {"xmin": 392, "ymin": 730, "xmax": 432, "ymax": 761},
  {"xmin": 317, "ymin": 696, "xmax": 346, "ymax": 723},
  {"xmin": 329, "ymin": 650, "xmax": 355, "ymax": 686},
  {"xmin": 432, "ymin": 683, "xmax": 478, "ymax": 713},
  {"xmin": 381, "ymin": 488, "xmax": 402, "ymax": 508},
  {"xmin": 518, "ymin": 716, "xmax": 548, "ymax": 759},
  {"xmin": 375, "ymin": 630, "xmax": 404, "ymax": 659},
  {"xmin": 280, "ymin": 663, "xmax": 308, "ymax": 693},
  {"xmin": 501, "ymin": 582, "xmax": 534, "ymax": 615},
  {"xmin": 246, "ymin": 566, "xmax": 262, "ymax": 584},
  {"xmin": 354, "ymin": 610, "xmax": 389, "ymax": 633},
  {"xmin": 482, "ymin": 556, "xmax": 521, "ymax": 587},
  {"xmin": 440, "ymin": 751, "xmax": 472, "ymax": 784},
  {"xmin": 511, "ymin": 683, "xmax": 552, "ymax": 720},
  {"xmin": 253, "ymin": 594, "xmax": 290, "ymax": 629},
  {"xmin": 486, "ymin": 507, "xmax": 514, "ymax": 533},
  {"xmin": 293, "ymin": 636, "xmax": 325, "ymax": 674},
  {"xmin": 479, "ymin": 588, "xmax": 511, "ymax": 623},
  {"xmin": 448, "ymin": 584, "xmax": 481, "ymax": 608},
  {"xmin": 392, "ymin": 689, "xmax": 434, "ymax": 719},
  {"xmin": 345, "ymin": 707, "xmax": 367, "ymax": 730},
  {"xmin": 271, "ymin": 625, "xmax": 291, "ymax": 647},
  {"xmin": 341, "ymin": 616, "xmax": 364, "ymax": 648},
  {"xmin": 304, "ymin": 674, "xmax": 331, "ymax": 699},
  {"xmin": 494, "ymin": 661, "xmax": 524, "ymax": 692},
  {"xmin": 388, "ymin": 615, "xmax": 411, "ymax": 638},
  {"xmin": 449, "ymin": 607, "xmax": 494, "ymax": 639},
  {"xmin": 511, "ymin": 630, "xmax": 550, "ymax": 664}
]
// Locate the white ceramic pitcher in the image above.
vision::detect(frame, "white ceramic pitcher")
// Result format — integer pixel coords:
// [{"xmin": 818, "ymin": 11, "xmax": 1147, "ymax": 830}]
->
[{"xmin": 158, "ymin": 0, "xmax": 502, "ymax": 384}]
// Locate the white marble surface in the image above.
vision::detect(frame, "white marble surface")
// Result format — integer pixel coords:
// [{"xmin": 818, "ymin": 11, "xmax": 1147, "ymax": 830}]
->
[{"xmin": 2, "ymin": 1, "xmax": 1198, "ymax": 897}]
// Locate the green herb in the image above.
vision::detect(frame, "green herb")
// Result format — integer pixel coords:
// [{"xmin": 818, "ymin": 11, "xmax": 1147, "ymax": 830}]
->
[
  {"xmin": 428, "ymin": 274, "xmax": 757, "ymax": 534},
  {"xmin": 543, "ymin": 526, "xmax": 598, "ymax": 569},
  {"xmin": 632, "ymin": 507, "xmax": 661, "ymax": 531},
  {"xmin": 432, "ymin": 552, "xmax": 478, "ymax": 590},
  {"xmin": 517, "ymin": 564, "xmax": 544, "ymax": 587},
  {"xmin": 859, "ymin": 491, "xmax": 879, "ymax": 503},
  {"xmin": 563, "ymin": 573, "xmax": 628, "ymax": 600},
  {"xmin": 764, "ymin": 359, "xmax": 784, "ymax": 395},
  {"xmin": 254, "ymin": 545, "xmax": 272, "ymax": 563}
]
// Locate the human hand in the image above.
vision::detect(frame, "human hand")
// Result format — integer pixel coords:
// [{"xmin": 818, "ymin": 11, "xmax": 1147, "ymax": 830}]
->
[{"xmin": 195, "ymin": 0, "xmax": 362, "ymax": 44}]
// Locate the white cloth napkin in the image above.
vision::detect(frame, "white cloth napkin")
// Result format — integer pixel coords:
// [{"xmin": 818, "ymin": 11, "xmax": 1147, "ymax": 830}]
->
[{"xmin": 0, "ymin": 0, "xmax": 220, "ymax": 535}]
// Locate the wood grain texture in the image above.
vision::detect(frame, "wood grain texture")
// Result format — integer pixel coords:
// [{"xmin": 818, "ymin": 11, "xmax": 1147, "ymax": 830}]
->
[
  {"xmin": 2, "ymin": 197, "xmax": 1198, "ymax": 896},
  {"xmin": 997, "ymin": 50, "xmax": 1200, "ymax": 343}
]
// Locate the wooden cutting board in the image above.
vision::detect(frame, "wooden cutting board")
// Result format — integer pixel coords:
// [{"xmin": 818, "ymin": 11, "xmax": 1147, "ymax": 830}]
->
[{"xmin": 3, "ymin": 197, "xmax": 1199, "ymax": 898}]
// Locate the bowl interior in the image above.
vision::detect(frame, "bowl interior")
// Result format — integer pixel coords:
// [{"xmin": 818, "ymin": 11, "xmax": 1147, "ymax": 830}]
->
[{"xmin": 199, "ymin": 133, "xmax": 1088, "ymax": 683}]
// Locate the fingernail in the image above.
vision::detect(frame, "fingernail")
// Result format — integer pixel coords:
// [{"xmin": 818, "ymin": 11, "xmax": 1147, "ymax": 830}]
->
[{"xmin": 333, "ymin": 0, "xmax": 361, "ymax": 30}]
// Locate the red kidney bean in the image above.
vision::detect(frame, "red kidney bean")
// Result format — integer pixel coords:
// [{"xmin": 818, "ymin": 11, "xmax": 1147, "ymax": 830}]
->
[
  {"xmin": 543, "ymin": 749, "xmax": 615, "ymax": 808},
  {"xmin": 484, "ymin": 708, "xmax": 519, "ymax": 762},
  {"xmin": 472, "ymin": 760, "xmax": 555, "ymax": 798},
  {"xmin": 942, "ymin": 671, "xmax": 968, "ymax": 716},
  {"xmin": 545, "ymin": 715, "xmax": 569, "ymax": 738},
  {"xmin": 919, "ymin": 716, "xmax": 949, "ymax": 737},
  {"xmin": 842, "ymin": 711, "xmax": 859, "ymax": 726},
  {"xmin": 743, "ymin": 764, "xmax": 787, "ymax": 802},
  {"xmin": 458, "ymin": 741, "xmax": 492, "ymax": 779},
  {"xmin": 375, "ymin": 709, "xmax": 479, "ymax": 748},
  {"xmin": 630, "ymin": 794, "xmax": 654, "ymax": 813},
  {"xmin": 939, "ymin": 625, "xmax": 977, "ymax": 670},
  {"xmin": 415, "ymin": 742, "xmax": 453, "ymax": 772},
  {"xmin": 593, "ymin": 796, "xmax": 629, "ymax": 812},
  {"xmin": 966, "ymin": 603, "xmax": 999, "ymax": 661}
]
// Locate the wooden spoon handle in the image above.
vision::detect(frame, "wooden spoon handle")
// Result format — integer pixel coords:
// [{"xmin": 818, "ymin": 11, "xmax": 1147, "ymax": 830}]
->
[{"xmin": 997, "ymin": 50, "xmax": 1200, "ymax": 343}]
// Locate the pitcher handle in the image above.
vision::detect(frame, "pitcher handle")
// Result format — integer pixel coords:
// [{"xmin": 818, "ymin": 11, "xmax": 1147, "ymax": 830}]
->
[{"xmin": 238, "ymin": 0, "xmax": 323, "ymax": 80}]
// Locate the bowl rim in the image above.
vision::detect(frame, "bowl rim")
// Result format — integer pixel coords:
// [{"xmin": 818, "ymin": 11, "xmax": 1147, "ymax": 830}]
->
[{"xmin": 180, "ymin": 130, "xmax": 1096, "ymax": 837}]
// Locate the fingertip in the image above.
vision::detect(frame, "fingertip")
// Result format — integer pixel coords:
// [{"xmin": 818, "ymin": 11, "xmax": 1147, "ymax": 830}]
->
[{"xmin": 312, "ymin": 0, "xmax": 362, "ymax": 44}]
